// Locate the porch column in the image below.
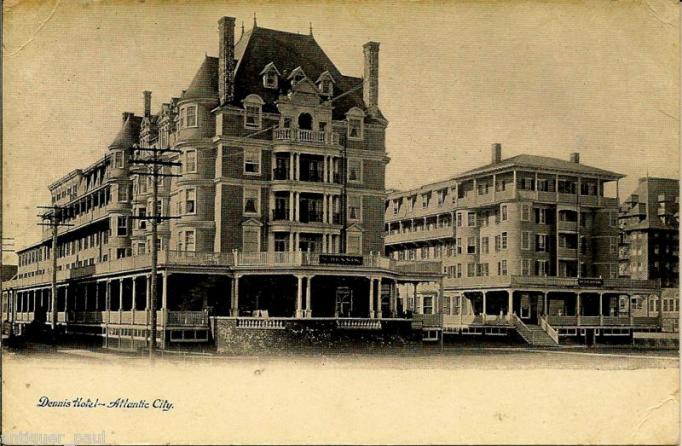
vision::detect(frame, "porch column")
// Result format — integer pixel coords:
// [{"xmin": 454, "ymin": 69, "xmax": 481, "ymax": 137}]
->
[
  {"xmin": 599, "ymin": 293, "xmax": 603, "ymax": 325},
  {"xmin": 295, "ymin": 192, "xmax": 300, "ymax": 221},
  {"xmin": 369, "ymin": 277, "xmax": 375, "ymax": 318},
  {"xmin": 413, "ymin": 282, "xmax": 419, "ymax": 314},
  {"xmin": 627, "ymin": 294, "xmax": 634, "ymax": 325},
  {"xmin": 84, "ymin": 284, "xmax": 89, "ymax": 312},
  {"xmin": 543, "ymin": 292, "xmax": 548, "ymax": 316},
  {"xmin": 289, "ymin": 153, "xmax": 295, "ymax": 180},
  {"xmin": 118, "ymin": 279, "xmax": 123, "ymax": 316},
  {"xmin": 288, "ymin": 232, "xmax": 294, "ymax": 252},
  {"xmin": 322, "ymin": 233, "xmax": 327, "ymax": 253},
  {"xmin": 131, "ymin": 277, "xmax": 137, "ymax": 325},
  {"xmin": 376, "ymin": 278, "xmax": 382, "ymax": 319},
  {"xmin": 64, "ymin": 286, "xmax": 69, "ymax": 312},
  {"xmin": 295, "ymin": 153, "xmax": 300, "ymax": 181},
  {"xmin": 323, "ymin": 193, "xmax": 328, "ymax": 224},
  {"xmin": 439, "ymin": 278, "xmax": 445, "ymax": 316},
  {"xmin": 305, "ymin": 276, "xmax": 313, "ymax": 318},
  {"xmin": 231, "ymin": 275, "xmax": 240, "ymax": 316},
  {"xmin": 289, "ymin": 191, "xmax": 294, "ymax": 220},
  {"xmin": 146, "ymin": 274, "xmax": 151, "ymax": 310},
  {"xmin": 161, "ymin": 272, "xmax": 168, "ymax": 310},
  {"xmin": 507, "ymin": 290, "xmax": 513, "ymax": 319},
  {"xmin": 390, "ymin": 281, "xmax": 397, "ymax": 317},
  {"xmin": 295, "ymin": 275, "xmax": 303, "ymax": 318},
  {"xmin": 94, "ymin": 283, "xmax": 99, "ymax": 311},
  {"xmin": 576, "ymin": 292, "xmax": 581, "ymax": 326},
  {"xmin": 482, "ymin": 291, "xmax": 487, "ymax": 322}
]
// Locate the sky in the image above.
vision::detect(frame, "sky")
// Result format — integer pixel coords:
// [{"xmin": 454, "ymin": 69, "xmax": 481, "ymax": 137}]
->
[{"xmin": 2, "ymin": 0, "xmax": 679, "ymax": 264}]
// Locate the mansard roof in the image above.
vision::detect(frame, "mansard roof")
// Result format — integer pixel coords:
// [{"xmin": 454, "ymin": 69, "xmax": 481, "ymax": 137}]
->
[
  {"xmin": 230, "ymin": 26, "xmax": 367, "ymax": 120},
  {"xmin": 181, "ymin": 55, "xmax": 219, "ymax": 101}
]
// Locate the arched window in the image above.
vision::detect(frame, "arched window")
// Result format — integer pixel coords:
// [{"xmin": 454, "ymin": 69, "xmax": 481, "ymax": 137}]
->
[
  {"xmin": 345, "ymin": 107, "xmax": 365, "ymax": 140},
  {"xmin": 316, "ymin": 71, "xmax": 335, "ymax": 96},
  {"xmin": 298, "ymin": 113, "xmax": 313, "ymax": 130}
]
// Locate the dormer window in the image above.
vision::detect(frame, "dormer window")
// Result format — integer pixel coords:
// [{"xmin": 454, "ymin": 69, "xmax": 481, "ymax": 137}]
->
[
  {"xmin": 260, "ymin": 62, "xmax": 280, "ymax": 90},
  {"xmin": 316, "ymin": 71, "xmax": 335, "ymax": 97},
  {"xmin": 287, "ymin": 67, "xmax": 307, "ymax": 86},
  {"xmin": 243, "ymin": 94, "xmax": 264, "ymax": 130},
  {"xmin": 346, "ymin": 107, "xmax": 365, "ymax": 140}
]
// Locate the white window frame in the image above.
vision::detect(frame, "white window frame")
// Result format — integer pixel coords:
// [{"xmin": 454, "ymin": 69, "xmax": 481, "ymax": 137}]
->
[
  {"xmin": 185, "ymin": 188, "xmax": 196, "ymax": 215},
  {"xmin": 521, "ymin": 204, "xmax": 530, "ymax": 222},
  {"xmin": 182, "ymin": 104, "xmax": 198, "ymax": 128},
  {"xmin": 243, "ymin": 95, "xmax": 264, "ymax": 130},
  {"xmin": 522, "ymin": 259, "xmax": 531, "ymax": 276},
  {"xmin": 537, "ymin": 233, "xmax": 547, "ymax": 252},
  {"xmin": 347, "ymin": 233, "xmax": 362, "ymax": 255},
  {"xmin": 116, "ymin": 216, "xmax": 128, "ymax": 237},
  {"xmin": 242, "ymin": 226, "xmax": 261, "ymax": 253},
  {"xmin": 243, "ymin": 147, "xmax": 262, "ymax": 176},
  {"xmin": 347, "ymin": 195, "xmax": 362, "ymax": 222},
  {"xmin": 114, "ymin": 151, "xmax": 124, "ymax": 169},
  {"xmin": 185, "ymin": 229, "xmax": 196, "ymax": 252},
  {"xmin": 347, "ymin": 158, "xmax": 363, "ymax": 184},
  {"xmin": 522, "ymin": 231, "xmax": 531, "ymax": 250},
  {"xmin": 346, "ymin": 108, "xmax": 365, "ymax": 140},
  {"xmin": 501, "ymin": 232, "xmax": 508, "ymax": 250},
  {"xmin": 243, "ymin": 187, "xmax": 261, "ymax": 216},
  {"xmin": 501, "ymin": 204, "xmax": 508, "ymax": 221},
  {"xmin": 184, "ymin": 149, "xmax": 197, "ymax": 173}
]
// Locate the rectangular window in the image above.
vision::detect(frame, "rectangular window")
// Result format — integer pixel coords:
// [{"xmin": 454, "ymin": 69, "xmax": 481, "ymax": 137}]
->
[
  {"xmin": 501, "ymin": 232, "xmax": 508, "ymax": 250},
  {"xmin": 499, "ymin": 260, "xmax": 508, "ymax": 276},
  {"xmin": 522, "ymin": 231, "xmax": 531, "ymax": 250},
  {"xmin": 114, "ymin": 151, "xmax": 124, "ymax": 169},
  {"xmin": 117, "ymin": 185, "xmax": 128, "ymax": 202},
  {"xmin": 535, "ymin": 260, "xmax": 548, "ymax": 276},
  {"xmin": 467, "ymin": 237, "xmax": 477, "ymax": 254},
  {"xmin": 243, "ymin": 148, "xmax": 261, "ymax": 175},
  {"xmin": 347, "ymin": 159, "xmax": 363, "ymax": 183},
  {"xmin": 117, "ymin": 216, "xmax": 128, "ymax": 236},
  {"xmin": 456, "ymin": 238, "xmax": 462, "ymax": 255},
  {"xmin": 536, "ymin": 234, "xmax": 547, "ymax": 252},
  {"xmin": 456, "ymin": 212, "xmax": 463, "ymax": 227},
  {"xmin": 185, "ymin": 188, "xmax": 196, "ymax": 215},
  {"xmin": 185, "ymin": 149, "xmax": 197, "ymax": 173},
  {"xmin": 348, "ymin": 118, "xmax": 363, "ymax": 139},
  {"xmin": 537, "ymin": 179, "xmax": 549, "ymax": 192},
  {"xmin": 186, "ymin": 105, "xmax": 197, "ymax": 127},
  {"xmin": 481, "ymin": 237, "xmax": 489, "ymax": 254},
  {"xmin": 456, "ymin": 263, "xmax": 462, "ymax": 278},
  {"xmin": 534, "ymin": 208, "xmax": 547, "ymax": 224},
  {"xmin": 521, "ymin": 204, "xmax": 530, "ymax": 222},
  {"xmin": 522, "ymin": 259, "xmax": 531, "ymax": 276},
  {"xmin": 242, "ymin": 227, "xmax": 260, "ymax": 252},
  {"xmin": 348, "ymin": 195, "xmax": 362, "ymax": 221},
  {"xmin": 347, "ymin": 233, "xmax": 362, "ymax": 255},
  {"xmin": 185, "ymin": 230, "xmax": 196, "ymax": 252},
  {"xmin": 243, "ymin": 188, "xmax": 260, "ymax": 215},
  {"xmin": 478, "ymin": 263, "xmax": 489, "ymax": 277},
  {"xmin": 244, "ymin": 104, "xmax": 262, "ymax": 129},
  {"xmin": 500, "ymin": 204, "xmax": 508, "ymax": 221},
  {"xmin": 138, "ymin": 207, "xmax": 146, "ymax": 229},
  {"xmin": 467, "ymin": 263, "xmax": 476, "ymax": 277},
  {"xmin": 467, "ymin": 212, "xmax": 476, "ymax": 227}
]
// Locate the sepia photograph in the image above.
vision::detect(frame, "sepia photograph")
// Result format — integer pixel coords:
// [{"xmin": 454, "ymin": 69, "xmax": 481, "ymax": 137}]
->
[{"xmin": 1, "ymin": 0, "xmax": 680, "ymax": 444}]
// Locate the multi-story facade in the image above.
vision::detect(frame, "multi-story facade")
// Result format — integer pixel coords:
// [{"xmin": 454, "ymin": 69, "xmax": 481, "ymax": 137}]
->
[
  {"xmin": 3, "ymin": 18, "xmax": 441, "ymax": 348},
  {"xmin": 619, "ymin": 177, "xmax": 679, "ymax": 332},
  {"xmin": 385, "ymin": 144, "xmax": 662, "ymax": 344}
]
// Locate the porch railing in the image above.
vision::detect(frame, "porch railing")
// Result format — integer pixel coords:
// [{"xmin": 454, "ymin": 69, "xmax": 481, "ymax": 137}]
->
[
  {"xmin": 511, "ymin": 313, "xmax": 534, "ymax": 344},
  {"xmin": 336, "ymin": 319, "xmax": 382, "ymax": 330},
  {"xmin": 236, "ymin": 318, "xmax": 286, "ymax": 330},
  {"xmin": 167, "ymin": 311, "xmax": 208, "ymax": 326},
  {"xmin": 539, "ymin": 315, "xmax": 560, "ymax": 344}
]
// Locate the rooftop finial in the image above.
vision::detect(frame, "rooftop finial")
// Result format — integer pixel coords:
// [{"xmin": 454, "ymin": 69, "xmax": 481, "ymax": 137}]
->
[
  {"xmin": 309, "ymin": 22, "xmax": 313, "ymax": 36},
  {"xmin": 241, "ymin": 20, "xmax": 245, "ymax": 37},
  {"xmin": 253, "ymin": 13, "xmax": 257, "ymax": 28}
]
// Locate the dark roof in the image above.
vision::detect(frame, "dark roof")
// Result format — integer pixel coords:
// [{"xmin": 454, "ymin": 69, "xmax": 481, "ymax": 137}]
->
[
  {"xmin": 231, "ymin": 26, "xmax": 367, "ymax": 120},
  {"xmin": 1, "ymin": 265, "xmax": 17, "ymax": 283},
  {"xmin": 109, "ymin": 114, "xmax": 142, "ymax": 150},
  {"xmin": 455, "ymin": 154, "xmax": 623, "ymax": 180},
  {"xmin": 181, "ymin": 56, "xmax": 219, "ymax": 101}
]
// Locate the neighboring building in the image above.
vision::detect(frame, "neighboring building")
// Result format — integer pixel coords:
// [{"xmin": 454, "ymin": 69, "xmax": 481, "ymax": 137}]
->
[
  {"xmin": 618, "ymin": 177, "xmax": 679, "ymax": 287},
  {"xmin": 619, "ymin": 177, "xmax": 679, "ymax": 333},
  {"xmin": 385, "ymin": 144, "xmax": 661, "ymax": 344},
  {"xmin": 2, "ymin": 18, "xmax": 441, "ymax": 348}
]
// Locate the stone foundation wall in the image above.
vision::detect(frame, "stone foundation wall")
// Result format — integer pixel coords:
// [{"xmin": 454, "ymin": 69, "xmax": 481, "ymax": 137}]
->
[{"xmin": 213, "ymin": 318, "xmax": 419, "ymax": 354}]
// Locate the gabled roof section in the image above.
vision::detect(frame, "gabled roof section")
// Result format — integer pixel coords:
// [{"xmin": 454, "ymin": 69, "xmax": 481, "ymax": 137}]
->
[
  {"xmin": 181, "ymin": 56, "xmax": 219, "ymax": 101},
  {"xmin": 230, "ymin": 26, "xmax": 366, "ymax": 119},
  {"xmin": 315, "ymin": 70, "xmax": 335, "ymax": 84},
  {"xmin": 454, "ymin": 154, "xmax": 623, "ymax": 180},
  {"xmin": 259, "ymin": 61, "xmax": 281, "ymax": 76},
  {"xmin": 109, "ymin": 113, "xmax": 142, "ymax": 150}
]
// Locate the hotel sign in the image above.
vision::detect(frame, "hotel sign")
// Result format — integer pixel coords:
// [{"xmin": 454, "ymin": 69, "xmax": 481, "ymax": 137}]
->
[
  {"xmin": 319, "ymin": 254, "xmax": 364, "ymax": 266},
  {"xmin": 578, "ymin": 278, "xmax": 603, "ymax": 287}
]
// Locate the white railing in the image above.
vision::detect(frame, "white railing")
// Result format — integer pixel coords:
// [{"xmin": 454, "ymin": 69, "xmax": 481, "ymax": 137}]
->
[
  {"xmin": 511, "ymin": 313, "xmax": 534, "ymax": 344},
  {"xmin": 539, "ymin": 315, "xmax": 559, "ymax": 344},
  {"xmin": 236, "ymin": 318, "xmax": 286, "ymax": 330},
  {"xmin": 167, "ymin": 311, "xmax": 208, "ymax": 326},
  {"xmin": 336, "ymin": 319, "xmax": 381, "ymax": 330},
  {"xmin": 273, "ymin": 128, "xmax": 339, "ymax": 146}
]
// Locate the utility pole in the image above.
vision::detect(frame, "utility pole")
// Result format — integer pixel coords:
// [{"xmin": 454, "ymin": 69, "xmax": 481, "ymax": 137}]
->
[
  {"xmin": 38, "ymin": 206, "xmax": 73, "ymax": 332},
  {"xmin": 128, "ymin": 145, "xmax": 181, "ymax": 359}
]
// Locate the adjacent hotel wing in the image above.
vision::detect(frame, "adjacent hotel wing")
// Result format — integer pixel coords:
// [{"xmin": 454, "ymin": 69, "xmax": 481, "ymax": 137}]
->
[{"xmin": 385, "ymin": 144, "xmax": 662, "ymax": 345}]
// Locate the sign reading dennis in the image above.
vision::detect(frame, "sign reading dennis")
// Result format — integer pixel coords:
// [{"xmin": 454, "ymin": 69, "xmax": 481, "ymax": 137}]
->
[
  {"xmin": 578, "ymin": 277, "xmax": 603, "ymax": 287},
  {"xmin": 319, "ymin": 254, "xmax": 364, "ymax": 266}
]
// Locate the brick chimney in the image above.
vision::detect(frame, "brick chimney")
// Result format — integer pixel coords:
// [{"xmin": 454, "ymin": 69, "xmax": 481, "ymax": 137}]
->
[
  {"xmin": 491, "ymin": 143, "xmax": 502, "ymax": 163},
  {"xmin": 218, "ymin": 16, "xmax": 236, "ymax": 105},
  {"xmin": 570, "ymin": 152, "xmax": 580, "ymax": 163},
  {"xmin": 143, "ymin": 91, "xmax": 152, "ymax": 117},
  {"xmin": 363, "ymin": 41, "xmax": 380, "ymax": 110}
]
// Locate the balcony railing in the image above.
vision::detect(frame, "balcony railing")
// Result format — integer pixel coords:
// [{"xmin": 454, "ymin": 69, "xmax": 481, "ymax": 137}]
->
[
  {"xmin": 299, "ymin": 211, "xmax": 323, "ymax": 224},
  {"xmin": 384, "ymin": 225, "xmax": 454, "ymax": 245},
  {"xmin": 273, "ymin": 128, "xmax": 339, "ymax": 146}
]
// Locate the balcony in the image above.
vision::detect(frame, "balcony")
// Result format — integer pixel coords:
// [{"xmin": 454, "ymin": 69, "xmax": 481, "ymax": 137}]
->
[
  {"xmin": 579, "ymin": 195, "xmax": 599, "ymax": 207},
  {"xmin": 273, "ymin": 128, "xmax": 339, "ymax": 146},
  {"xmin": 300, "ymin": 170, "xmax": 324, "ymax": 183},
  {"xmin": 299, "ymin": 211, "xmax": 323, "ymax": 224},
  {"xmin": 384, "ymin": 225, "xmax": 454, "ymax": 245},
  {"xmin": 558, "ymin": 220, "xmax": 578, "ymax": 232},
  {"xmin": 557, "ymin": 247, "xmax": 577, "ymax": 258},
  {"xmin": 272, "ymin": 208, "xmax": 290, "ymax": 221}
]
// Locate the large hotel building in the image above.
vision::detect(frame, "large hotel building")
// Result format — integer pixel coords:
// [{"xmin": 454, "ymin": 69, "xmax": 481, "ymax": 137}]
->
[
  {"xmin": 385, "ymin": 145, "xmax": 662, "ymax": 344},
  {"xmin": 2, "ymin": 17, "xmax": 441, "ymax": 349}
]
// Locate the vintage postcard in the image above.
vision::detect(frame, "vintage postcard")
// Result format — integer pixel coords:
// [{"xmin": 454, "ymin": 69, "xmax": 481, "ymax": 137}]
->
[{"xmin": 1, "ymin": 0, "xmax": 680, "ymax": 444}]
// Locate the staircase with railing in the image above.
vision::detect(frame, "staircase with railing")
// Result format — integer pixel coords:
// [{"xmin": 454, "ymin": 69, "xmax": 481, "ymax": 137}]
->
[{"xmin": 511, "ymin": 314, "xmax": 559, "ymax": 347}]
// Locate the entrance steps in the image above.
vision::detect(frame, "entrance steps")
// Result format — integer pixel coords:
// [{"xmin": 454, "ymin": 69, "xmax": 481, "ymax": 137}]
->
[{"xmin": 517, "ymin": 324, "xmax": 559, "ymax": 347}]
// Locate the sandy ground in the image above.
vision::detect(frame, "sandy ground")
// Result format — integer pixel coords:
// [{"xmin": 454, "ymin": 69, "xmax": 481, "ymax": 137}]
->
[{"xmin": 2, "ymin": 345, "xmax": 679, "ymax": 445}]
